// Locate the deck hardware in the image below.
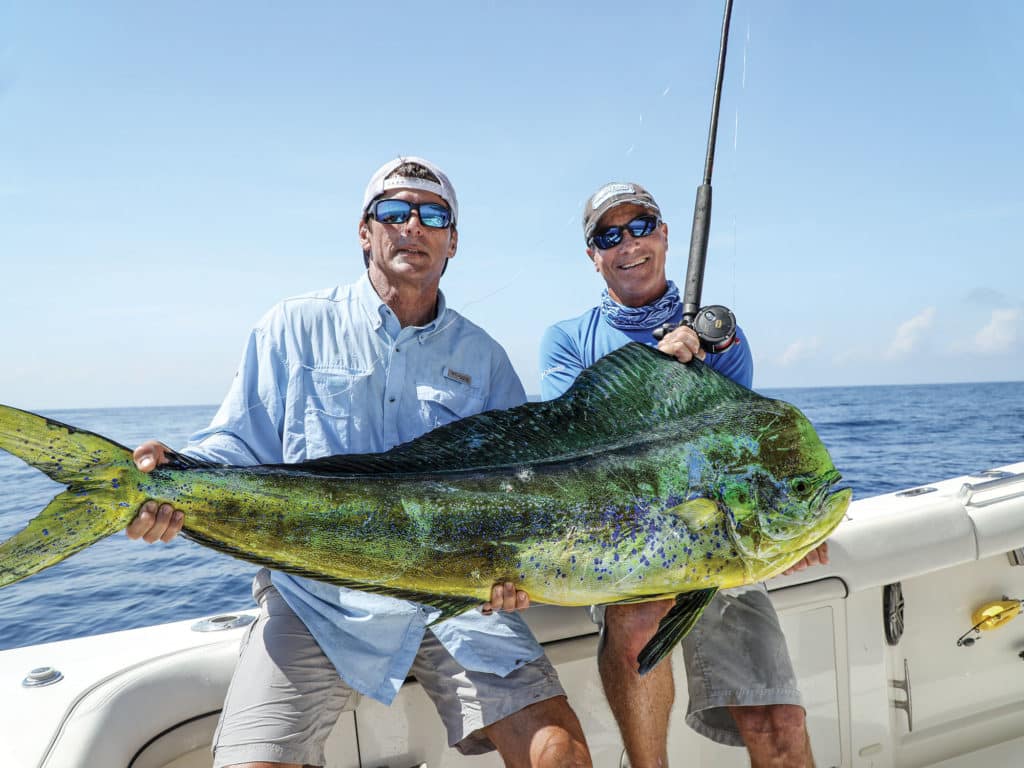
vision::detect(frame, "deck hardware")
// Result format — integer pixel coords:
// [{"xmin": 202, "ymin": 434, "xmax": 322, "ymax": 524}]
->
[
  {"xmin": 191, "ymin": 613, "xmax": 256, "ymax": 632},
  {"xmin": 969, "ymin": 469, "xmax": 1014, "ymax": 480},
  {"xmin": 895, "ymin": 486, "xmax": 936, "ymax": 497},
  {"xmin": 956, "ymin": 597, "xmax": 1023, "ymax": 646},
  {"xmin": 883, "ymin": 583, "xmax": 904, "ymax": 645},
  {"xmin": 959, "ymin": 471, "xmax": 1024, "ymax": 508},
  {"xmin": 22, "ymin": 666, "xmax": 63, "ymax": 688},
  {"xmin": 891, "ymin": 658, "xmax": 913, "ymax": 732}
]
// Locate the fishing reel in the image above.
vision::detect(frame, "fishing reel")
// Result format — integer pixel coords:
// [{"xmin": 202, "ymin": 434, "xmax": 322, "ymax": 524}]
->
[
  {"xmin": 956, "ymin": 597, "xmax": 1024, "ymax": 647},
  {"xmin": 652, "ymin": 304, "xmax": 738, "ymax": 353}
]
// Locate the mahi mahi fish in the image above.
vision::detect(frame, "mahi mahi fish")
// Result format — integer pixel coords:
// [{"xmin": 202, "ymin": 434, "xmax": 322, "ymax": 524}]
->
[{"xmin": 0, "ymin": 343, "xmax": 850, "ymax": 672}]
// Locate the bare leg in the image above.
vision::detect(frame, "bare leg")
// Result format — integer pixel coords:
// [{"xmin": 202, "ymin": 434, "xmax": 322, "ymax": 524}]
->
[
  {"xmin": 485, "ymin": 695, "xmax": 592, "ymax": 768},
  {"xmin": 730, "ymin": 704, "xmax": 814, "ymax": 768},
  {"xmin": 598, "ymin": 600, "xmax": 676, "ymax": 768}
]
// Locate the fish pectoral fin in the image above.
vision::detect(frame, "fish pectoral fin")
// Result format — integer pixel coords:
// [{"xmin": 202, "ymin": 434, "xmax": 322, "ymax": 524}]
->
[
  {"xmin": 667, "ymin": 497, "xmax": 719, "ymax": 529},
  {"xmin": 636, "ymin": 587, "xmax": 719, "ymax": 676}
]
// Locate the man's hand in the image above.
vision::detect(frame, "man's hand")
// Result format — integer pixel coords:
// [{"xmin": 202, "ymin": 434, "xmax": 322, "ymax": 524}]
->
[
  {"xmin": 656, "ymin": 324, "xmax": 706, "ymax": 364},
  {"xmin": 125, "ymin": 440, "xmax": 185, "ymax": 543},
  {"xmin": 782, "ymin": 542, "xmax": 829, "ymax": 575},
  {"xmin": 481, "ymin": 582, "xmax": 530, "ymax": 614}
]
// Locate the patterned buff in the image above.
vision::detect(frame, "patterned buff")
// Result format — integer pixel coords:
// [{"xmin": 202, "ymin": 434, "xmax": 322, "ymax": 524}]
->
[{"xmin": 600, "ymin": 281, "xmax": 680, "ymax": 331}]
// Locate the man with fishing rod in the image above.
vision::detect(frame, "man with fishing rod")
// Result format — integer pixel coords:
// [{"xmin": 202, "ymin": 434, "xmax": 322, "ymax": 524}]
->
[
  {"xmin": 539, "ymin": 181, "xmax": 828, "ymax": 767},
  {"xmin": 125, "ymin": 157, "xmax": 593, "ymax": 768}
]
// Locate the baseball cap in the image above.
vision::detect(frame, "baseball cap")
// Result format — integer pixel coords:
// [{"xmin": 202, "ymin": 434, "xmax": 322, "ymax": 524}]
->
[
  {"xmin": 582, "ymin": 182, "xmax": 661, "ymax": 243},
  {"xmin": 362, "ymin": 156, "xmax": 459, "ymax": 225}
]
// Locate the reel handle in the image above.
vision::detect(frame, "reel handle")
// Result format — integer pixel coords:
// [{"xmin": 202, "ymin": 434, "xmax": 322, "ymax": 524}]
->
[{"xmin": 652, "ymin": 304, "xmax": 738, "ymax": 354}]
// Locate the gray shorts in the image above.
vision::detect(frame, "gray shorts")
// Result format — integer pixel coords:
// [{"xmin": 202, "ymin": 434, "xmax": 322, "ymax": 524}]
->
[
  {"xmin": 212, "ymin": 570, "xmax": 566, "ymax": 768},
  {"xmin": 593, "ymin": 584, "xmax": 802, "ymax": 747}
]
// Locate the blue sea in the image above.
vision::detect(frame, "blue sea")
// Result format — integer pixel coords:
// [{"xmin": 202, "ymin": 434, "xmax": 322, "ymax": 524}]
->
[{"xmin": 2, "ymin": 382, "xmax": 1023, "ymax": 651}]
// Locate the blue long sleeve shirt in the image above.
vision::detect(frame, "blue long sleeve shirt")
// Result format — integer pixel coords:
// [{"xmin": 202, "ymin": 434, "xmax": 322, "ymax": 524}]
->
[
  {"xmin": 183, "ymin": 273, "xmax": 543, "ymax": 704},
  {"xmin": 539, "ymin": 303, "xmax": 753, "ymax": 400}
]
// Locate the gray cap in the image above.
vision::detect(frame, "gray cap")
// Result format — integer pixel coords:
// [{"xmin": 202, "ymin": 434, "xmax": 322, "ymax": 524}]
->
[
  {"xmin": 582, "ymin": 182, "xmax": 661, "ymax": 243},
  {"xmin": 362, "ymin": 156, "xmax": 458, "ymax": 224}
]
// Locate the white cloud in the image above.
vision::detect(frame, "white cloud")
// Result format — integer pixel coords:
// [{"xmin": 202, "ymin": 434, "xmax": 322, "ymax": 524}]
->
[
  {"xmin": 778, "ymin": 337, "xmax": 821, "ymax": 366},
  {"xmin": 884, "ymin": 307, "xmax": 936, "ymax": 360},
  {"xmin": 974, "ymin": 308, "xmax": 1022, "ymax": 354}
]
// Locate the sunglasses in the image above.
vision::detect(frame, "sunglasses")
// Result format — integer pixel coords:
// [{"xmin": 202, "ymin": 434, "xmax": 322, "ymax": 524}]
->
[
  {"xmin": 368, "ymin": 198, "xmax": 453, "ymax": 229},
  {"xmin": 589, "ymin": 215, "xmax": 661, "ymax": 250}
]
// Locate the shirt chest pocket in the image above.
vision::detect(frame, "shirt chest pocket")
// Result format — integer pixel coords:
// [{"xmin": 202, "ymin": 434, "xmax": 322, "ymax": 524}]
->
[
  {"xmin": 303, "ymin": 367, "xmax": 372, "ymax": 456},
  {"xmin": 416, "ymin": 378, "xmax": 485, "ymax": 429}
]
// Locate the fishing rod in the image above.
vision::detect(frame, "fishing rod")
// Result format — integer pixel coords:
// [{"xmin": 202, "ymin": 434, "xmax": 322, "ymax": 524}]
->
[{"xmin": 653, "ymin": 0, "xmax": 738, "ymax": 352}]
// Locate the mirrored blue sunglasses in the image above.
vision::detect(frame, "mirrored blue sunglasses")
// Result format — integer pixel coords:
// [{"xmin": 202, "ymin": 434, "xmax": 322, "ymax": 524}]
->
[
  {"xmin": 589, "ymin": 215, "xmax": 660, "ymax": 250},
  {"xmin": 368, "ymin": 198, "xmax": 453, "ymax": 229}
]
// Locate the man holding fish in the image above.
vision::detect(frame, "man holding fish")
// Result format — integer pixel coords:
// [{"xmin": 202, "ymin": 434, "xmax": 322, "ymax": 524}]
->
[
  {"xmin": 128, "ymin": 157, "xmax": 593, "ymax": 768},
  {"xmin": 540, "ymin": 181, "xmax": 827, "ymax": 767}
]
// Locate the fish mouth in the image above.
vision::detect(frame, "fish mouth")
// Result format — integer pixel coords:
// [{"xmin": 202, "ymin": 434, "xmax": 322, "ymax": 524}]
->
[
  {"xmin": 809, "ymin": 470, "xmax": 843, "ymax": 510},
  {"xmin": 823, "ymin": 486, "xmax": 853, "ymax": 517}
]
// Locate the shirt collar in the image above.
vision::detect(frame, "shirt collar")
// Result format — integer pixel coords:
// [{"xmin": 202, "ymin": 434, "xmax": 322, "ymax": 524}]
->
[{"xmin": 353, "ymin": 271, "xmax": 449, "ymax": 341}]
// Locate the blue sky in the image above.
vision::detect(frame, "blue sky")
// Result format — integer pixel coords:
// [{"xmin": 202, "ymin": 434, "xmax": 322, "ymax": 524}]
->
[{"xmin": 2, "ymin": 1, "xmax": 1022, "ymax": 409}]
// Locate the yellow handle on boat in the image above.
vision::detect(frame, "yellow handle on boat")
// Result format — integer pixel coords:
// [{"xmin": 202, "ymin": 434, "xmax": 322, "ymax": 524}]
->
[{"xmin": 972, "ymin": 600, "xmax": 1022, "ymax": 632}]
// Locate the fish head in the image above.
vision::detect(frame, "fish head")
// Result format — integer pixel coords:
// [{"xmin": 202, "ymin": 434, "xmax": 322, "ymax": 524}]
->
[{"xmin": 718, "ymin": 401, "xmax": 851, "ymax": 566}]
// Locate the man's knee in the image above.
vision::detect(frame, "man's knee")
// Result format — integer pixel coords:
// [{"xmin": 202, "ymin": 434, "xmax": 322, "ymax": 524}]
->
[
  {"xmin": 603, "ymin": 601, "xmax": 674, "ymax": 659},
  {"xmin": 486, "ymin": 696, "xmax": 592, "ymax": 768},
  {"xmin": 731, "ymin": 703, "xmax": 806, "ymax": 735},
  {"xmin": 533, "ymin": 725, "xmax": 591, "ymax": 768}
]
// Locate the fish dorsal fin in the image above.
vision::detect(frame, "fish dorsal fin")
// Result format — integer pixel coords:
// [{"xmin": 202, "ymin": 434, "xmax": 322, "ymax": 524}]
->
[
  {"xmin": 286, "ymin": 344, "xmax": 757, "ymax": 477},
  {"xmin": 636, "ymin": 587, "xmax": 719, "ymax": 675},
  {"xmin": 162, "ymin": 448, "xmax": 220, "ymax": 471}
]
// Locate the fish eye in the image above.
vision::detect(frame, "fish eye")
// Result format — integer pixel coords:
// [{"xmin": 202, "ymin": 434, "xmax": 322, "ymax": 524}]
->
[{"xmin": 792, "ymin": 479, "xmax": 810, "ymax": 494}]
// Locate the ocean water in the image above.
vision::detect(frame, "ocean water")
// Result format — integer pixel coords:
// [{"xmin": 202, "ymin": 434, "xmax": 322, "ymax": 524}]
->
[{"xmin": 2, "ymin": 382, "xmax": 1023, "ymax": 651}]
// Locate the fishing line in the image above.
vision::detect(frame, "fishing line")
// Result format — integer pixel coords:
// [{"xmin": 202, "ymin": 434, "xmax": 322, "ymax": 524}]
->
[{"xmin": 450, "ymin": 78, "xmax": 682, "ymax": 319}]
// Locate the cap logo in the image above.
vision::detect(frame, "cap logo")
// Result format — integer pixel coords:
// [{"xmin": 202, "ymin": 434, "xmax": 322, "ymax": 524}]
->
[
  {"xmin": 590, "ymin": 183, "xmax": 637, "ymax": 210},
  {"xmin": 380, "ymin": 177, "xmax": 445, "ymax": 198}
]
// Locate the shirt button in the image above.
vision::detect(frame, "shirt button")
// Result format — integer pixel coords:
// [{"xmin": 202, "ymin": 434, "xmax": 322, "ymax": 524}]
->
[
  {"xmin": 395, "ymin": 346, "xmax": 400, "ymax": 352},
  {"xmin": 388, "ymin": 397, "xmax": 396, "ymax": 403}
]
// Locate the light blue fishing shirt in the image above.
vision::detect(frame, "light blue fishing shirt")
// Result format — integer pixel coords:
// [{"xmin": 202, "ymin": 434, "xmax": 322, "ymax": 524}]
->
[
  {"xmin": 183, "ymin": 272, "xmax": 542, "ymax": 704},
  {"xmin": 539, "ymin": 292, "xmax": 753, "ymax": 399}
]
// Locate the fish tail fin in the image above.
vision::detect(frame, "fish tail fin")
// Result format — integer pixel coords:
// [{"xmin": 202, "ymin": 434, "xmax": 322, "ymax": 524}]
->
[{"xmin": 0, "ymin": 404, "xmax": 138, "ymax": 587}]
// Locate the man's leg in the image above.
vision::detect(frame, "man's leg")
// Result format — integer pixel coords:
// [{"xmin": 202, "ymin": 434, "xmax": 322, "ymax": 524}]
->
[
  {"xmin": 212, "ymin": 570, "xmax": 355, "ymax": 768},
  {"xmin": 680, "ymin": 585, "xmax": 809, "ymax": 764},
  {"xmin": 730, "ymin": 704, "xmax": 814, "ymax": 768},
  {"xmin": 411, "ymin": 630, "xmax": 591, "ymax": 768},
  {"xmin": 485, "ymin": 695, "xmax": 591, "ymax": 768},
  {"xmin": 598, "ymin": 599, "xmax": 676, "ymax": 768}
]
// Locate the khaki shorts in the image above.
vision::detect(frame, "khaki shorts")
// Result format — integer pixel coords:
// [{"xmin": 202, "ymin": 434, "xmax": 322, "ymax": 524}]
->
[
  {"xmin": 593, "ymin": 584, "xmax": 802, "ymax": 747},
  {"xmin": 212, "ymin": 570, "xmax": 566, "ymax": 768}
]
